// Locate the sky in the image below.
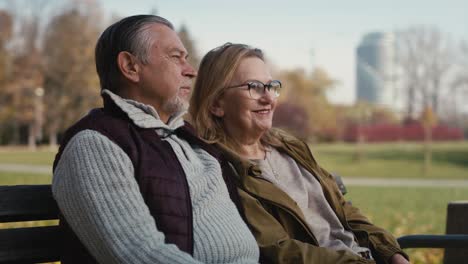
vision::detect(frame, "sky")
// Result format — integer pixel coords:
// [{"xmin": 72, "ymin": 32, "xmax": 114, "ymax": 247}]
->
[{"xmin": 100, "ymin": 0, "xmax": 467, "ymax": 105}]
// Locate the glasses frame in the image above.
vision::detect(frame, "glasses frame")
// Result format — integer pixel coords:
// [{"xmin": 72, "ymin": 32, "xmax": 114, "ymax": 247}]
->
[{"xmin": 225, "ymin": 80, "xmax": 282, "ymax": 99}]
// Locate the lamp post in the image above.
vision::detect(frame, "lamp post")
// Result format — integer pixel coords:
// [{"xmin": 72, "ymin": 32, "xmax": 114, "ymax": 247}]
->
[
  {"xmin": 28, "ymin": 86, "xmax": 44, "ymax": 150},
  {"xmin": 34, "ymin": 87, "xmax": 44, "ymax": 141}
]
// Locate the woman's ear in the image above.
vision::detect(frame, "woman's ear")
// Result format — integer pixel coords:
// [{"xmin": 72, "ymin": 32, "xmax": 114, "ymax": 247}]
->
[
  {"xmin": 117, "ymin": 51, "xmax": 140, "ymax": 83},
  {"xmin": 210, "ymin": 97, "xmax": 225, "ymax": 117}
]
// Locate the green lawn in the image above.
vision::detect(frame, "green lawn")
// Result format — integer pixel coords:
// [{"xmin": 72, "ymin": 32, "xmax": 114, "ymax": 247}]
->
[
  {"xmin": 347, "ymin": 186, "xmax": 468, "ymax": 235},
  {"xmin": 0, "ymin": 148, "xmax": 55, "ymax": 165},
  {"xmin": 311, "ymin": 141, "xmax": 468, "ymax": 179},
  {"xmin": 346, "ymin": 186, "xmax": 468, "ymax": 264},
  {"xmin": 0, "ymin": 171, "xmax": 52, "ymax": 185},
  {"xmin": 1, "ymin": 142, "xmax": 467, "ymax": 180}
]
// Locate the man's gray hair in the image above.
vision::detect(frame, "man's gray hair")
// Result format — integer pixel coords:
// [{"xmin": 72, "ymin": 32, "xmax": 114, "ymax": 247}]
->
[
  {"xmin": 95, "ymin": 15, "xmax": 174, "ymax": 93},
  {"xmin": 128, "ymin": 16, "xmax": 173, "ymax": 64}
]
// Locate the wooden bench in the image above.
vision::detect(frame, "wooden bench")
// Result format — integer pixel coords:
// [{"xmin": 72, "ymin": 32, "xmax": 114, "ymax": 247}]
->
[
  {"xmin": 0, "ymin": 185, "xmax": 61, "ymax": 263},
  {"xmin": 1, "ymin": 184, "xmax": 468, "ymax": 263}
]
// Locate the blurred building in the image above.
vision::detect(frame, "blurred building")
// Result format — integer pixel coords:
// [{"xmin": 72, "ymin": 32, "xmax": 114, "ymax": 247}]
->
[{"xmin": 356, "ymin": 32, "xmax": 399, "ymax": 109}]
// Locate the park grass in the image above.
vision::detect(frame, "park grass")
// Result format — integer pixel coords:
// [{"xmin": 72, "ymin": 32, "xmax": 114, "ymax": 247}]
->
[
  {"xmin": 0, "ymin": 171, "xmax": 52, "ymax": 185},
  {"xmin": 311, "ymin": 141, "xmax": 468, "ymax": 179},
  {"xmin": 0, "ymin": 148, "xmax": 55, "ymax": 166},
  {"xmin": 346, "ymin": 186, "xmax": 468, "ymax": 264},
  {"xmin": 347, "ymin": 186, "xmax": 468, "ymax": 236},
  {"xmin": 1, "ymin": 142, "xmax": 467, "ymax": 180}
]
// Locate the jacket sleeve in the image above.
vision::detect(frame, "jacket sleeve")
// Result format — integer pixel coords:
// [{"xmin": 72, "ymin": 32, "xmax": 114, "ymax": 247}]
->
[
  {"xmin": 237, "ymin": 188, "xmax": 375, "ymax": 264},
  {"xmin": 316, "ymin": 165, "xmax": 409, "ymax": 264}
]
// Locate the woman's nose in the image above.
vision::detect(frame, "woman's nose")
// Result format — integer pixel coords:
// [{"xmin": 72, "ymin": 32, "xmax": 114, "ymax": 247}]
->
[{"xmin": 258, "ymin": 89, "xmax": 276, "ymax": 103}]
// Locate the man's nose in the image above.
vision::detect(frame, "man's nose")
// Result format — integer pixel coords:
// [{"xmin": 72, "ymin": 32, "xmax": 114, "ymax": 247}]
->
[{"xmin": 183, "ymin": 62, "xmax": 197, "ymax": 78}]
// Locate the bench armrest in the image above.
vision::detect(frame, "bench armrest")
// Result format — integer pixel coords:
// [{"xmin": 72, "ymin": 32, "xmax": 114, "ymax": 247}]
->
[{"xmin": 397, "ymin": 234, "xmax": 468, "ymax": 249}]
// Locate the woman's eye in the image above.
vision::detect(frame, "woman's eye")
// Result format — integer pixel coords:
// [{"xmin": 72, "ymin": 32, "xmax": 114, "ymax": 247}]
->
[{"xmin": 249, "ymin": 82, "xmax": 261, "ymax": 89}]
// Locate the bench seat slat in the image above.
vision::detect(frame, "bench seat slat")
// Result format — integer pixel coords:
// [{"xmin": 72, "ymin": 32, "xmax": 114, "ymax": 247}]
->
[{"xmin": 0, "ymin": 226, "xmax": 62, "ymax": 263}]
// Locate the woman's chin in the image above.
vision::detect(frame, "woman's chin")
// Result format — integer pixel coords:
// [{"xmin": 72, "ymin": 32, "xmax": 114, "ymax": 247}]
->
[{"xmin": 254, "ymin": 123, "xmax": 272, "ymax": 134}]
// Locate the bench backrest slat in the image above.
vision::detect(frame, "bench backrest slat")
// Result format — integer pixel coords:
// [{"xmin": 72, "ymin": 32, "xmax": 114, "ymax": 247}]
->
[
  {"xmin": 0, "ymin": 185, "xmax": 61, "ymax": 263},
  {"xmin": 0, "ymin": 185, "xmax": 59, "ymax": 222}
]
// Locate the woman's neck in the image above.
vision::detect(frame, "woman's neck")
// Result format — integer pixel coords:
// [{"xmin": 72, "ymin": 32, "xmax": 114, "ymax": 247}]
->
[
  {"xmin": 224, "ymin": 124, "xmax": 267, "ymax": 159},
  {"xmin": 236, "ymin": 141, "xmax": 265, "ymax": 160}
]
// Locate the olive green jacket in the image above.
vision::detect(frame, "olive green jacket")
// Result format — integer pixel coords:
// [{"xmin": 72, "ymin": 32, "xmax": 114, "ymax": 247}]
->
[{"xmin": 220, "ymin": 133, "xmax": 408, "ymax": 264}]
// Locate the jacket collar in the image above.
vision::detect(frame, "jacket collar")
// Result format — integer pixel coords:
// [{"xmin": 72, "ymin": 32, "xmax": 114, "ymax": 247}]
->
[
  {"xmin": 220, "ymin": 133, "xmax": 348, "ymax": 229},
  {"xmin": 217, "ymin": 141, "xmax": 308, "ymax": 222},
  {"xmin": 102, "ymin": 89, "xmax": 186, "ymax": 137}
]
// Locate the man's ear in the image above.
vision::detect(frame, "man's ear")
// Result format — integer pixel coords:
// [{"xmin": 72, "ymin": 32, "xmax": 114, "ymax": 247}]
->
[
  {"xmin": 210, "ymin": 97, "xmax": 225, "ymax": 117},
  {"xmin": 117, "ymin": 51, "xmax": 140, "ymax": 83}
]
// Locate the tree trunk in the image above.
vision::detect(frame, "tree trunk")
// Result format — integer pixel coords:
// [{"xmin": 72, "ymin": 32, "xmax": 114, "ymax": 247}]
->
[
  {"xmin": 10, "ymin": 119, "xmax": 20, "ymax": 145},
  {"xmin": 28, "ymin": 123, "xmax": 36, "ymax": 150},
  {"xmin": 354, "ymin": 126, "xmax": 365, "ymax": 162},
  {"xmin": 48, "ymin": 123, "xmax": 58, "ymax": 150},
  {"xmin": 407, "ymin": 85, "xmax": 415, "ymax": 118},
  {"xmin": 432, "ymin": 78, "xmax": 441, "ymax": 114},
  {"xmin": 423, "ymin": 125, "xmax": 432, "ymax": 177}
]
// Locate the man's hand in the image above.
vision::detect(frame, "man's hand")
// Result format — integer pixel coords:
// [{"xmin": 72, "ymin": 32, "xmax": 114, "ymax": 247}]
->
[{"xmin": 390, "ymin": 253, "xmax": 410, "ymax": 264}]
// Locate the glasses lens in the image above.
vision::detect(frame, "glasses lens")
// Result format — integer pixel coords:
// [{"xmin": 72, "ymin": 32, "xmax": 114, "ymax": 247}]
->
[
  {"xmin": 268, "ymin": 80, "xmax": 281, "ymax": 97},
  {"xmin": 247, "ymin": 81, "xmax": 265, "ymax": 99}
]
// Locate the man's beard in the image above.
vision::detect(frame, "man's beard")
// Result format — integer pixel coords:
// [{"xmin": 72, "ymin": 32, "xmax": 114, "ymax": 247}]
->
[{"xmin": 161, "ymin": 95, "xmax": 189, "ymax": 116}]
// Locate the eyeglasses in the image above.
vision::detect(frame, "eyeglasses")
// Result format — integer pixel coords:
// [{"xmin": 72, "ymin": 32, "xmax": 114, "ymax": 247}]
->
[{"xmin": 225, "ymin": 80, "xmax": 282, "ymax": 99}]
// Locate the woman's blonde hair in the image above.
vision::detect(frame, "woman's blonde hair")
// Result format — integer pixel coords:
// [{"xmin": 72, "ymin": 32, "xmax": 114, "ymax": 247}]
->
[{"xmin": 189, "ymin": 43, "xmax": 282, "ymax": 154}]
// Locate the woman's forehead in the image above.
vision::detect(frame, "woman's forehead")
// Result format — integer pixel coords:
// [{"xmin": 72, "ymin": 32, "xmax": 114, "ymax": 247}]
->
[{"xmin": 234, "ymin": 57, "xmax": 272, "ymax": 81}]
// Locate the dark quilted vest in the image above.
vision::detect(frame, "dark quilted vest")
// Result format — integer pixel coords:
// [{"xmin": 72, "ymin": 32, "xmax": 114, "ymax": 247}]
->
[{"xmin": 53, "ymin": 94, "xmax": 243, "ymax": 263}]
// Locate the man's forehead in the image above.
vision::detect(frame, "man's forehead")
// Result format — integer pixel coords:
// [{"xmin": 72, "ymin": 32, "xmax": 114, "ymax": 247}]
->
[{"xmin": 149, "ymin": 24, "xmax": 187, "ymax": 54}]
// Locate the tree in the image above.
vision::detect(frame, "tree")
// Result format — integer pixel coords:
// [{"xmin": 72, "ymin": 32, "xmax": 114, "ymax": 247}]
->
[
  {"xmin": 420, "ymin": 107, "xmax": 438, "ymax": 176},
  {"xmin": 0, "ymin": 0, "xmax": 50, "ymax": 148},
  {"xmin": 0, "ymin": 10, "xmax": 12, "ymax": 85},
  {"xmin": 0, "ymin": 9, "xmax": 14, "ymax": 144},
  {"xmin": 273, "ymin": 102, "xmax": 310, "ymax": 139},
  {"xmin": 396, "ymin": 26, "xmax": 455, "ymax": 118},
  {"xmin": 42, "ymin": 3, "xmax": 102, "ymax": 147},
  {"xmin": 448, "ymin": 41, "xmax": 468, "ymax": 127},
  {"xmin": 278, "ymin": 67, "xmax": 337, "ymax": 141},
  {"xmin": 0, "ymin": 9, "xmax": 13, "ymax": 116}
]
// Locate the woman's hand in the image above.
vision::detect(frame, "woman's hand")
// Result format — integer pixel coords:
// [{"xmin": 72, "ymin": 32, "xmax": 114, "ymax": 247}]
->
[{"xmin": 390, "ymin": 253, "xmax": 410, "ymax": 264}]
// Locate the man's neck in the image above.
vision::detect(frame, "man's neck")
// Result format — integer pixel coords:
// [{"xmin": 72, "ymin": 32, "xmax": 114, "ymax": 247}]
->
[{"xmin": 116, "ymin": 89, "xmax": 170, "ymax": 123}]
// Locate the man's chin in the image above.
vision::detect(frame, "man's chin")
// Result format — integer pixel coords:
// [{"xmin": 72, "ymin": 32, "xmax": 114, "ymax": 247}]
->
[{"xmin": 162, "ymin": 96, "xmax": 189, "ymax": 116}]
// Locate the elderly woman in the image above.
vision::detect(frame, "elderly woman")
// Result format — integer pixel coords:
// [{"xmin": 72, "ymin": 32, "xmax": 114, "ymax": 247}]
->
[{"xmin": 189, "ymin": 43, "xmax": 409, "ymax": 264}]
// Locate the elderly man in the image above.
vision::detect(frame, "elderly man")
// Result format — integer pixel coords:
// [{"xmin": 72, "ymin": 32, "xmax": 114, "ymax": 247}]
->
[{"xmin": 52, "ymin": 15, "xmax": 259, "ymax": 264}]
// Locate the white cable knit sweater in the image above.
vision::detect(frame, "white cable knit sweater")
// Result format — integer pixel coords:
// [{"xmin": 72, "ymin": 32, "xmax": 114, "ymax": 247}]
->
[{"xmin": 52, "ymin": 90, "xmax": 259, "ymax": 264}]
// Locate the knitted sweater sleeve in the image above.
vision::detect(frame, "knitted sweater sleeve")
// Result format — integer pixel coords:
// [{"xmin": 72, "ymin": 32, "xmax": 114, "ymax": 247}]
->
[{"xmin": 52, "ymin": 129, "xmax": 202, "ymax": 264}]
